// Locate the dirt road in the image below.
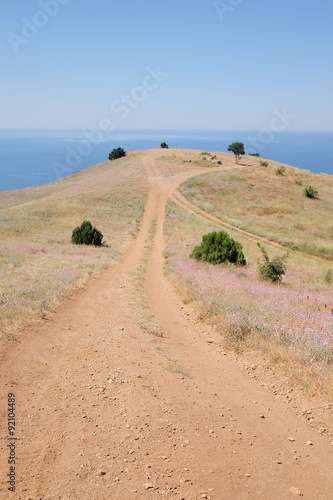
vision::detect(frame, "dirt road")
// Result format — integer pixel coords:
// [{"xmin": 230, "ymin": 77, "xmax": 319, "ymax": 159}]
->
[{"xmin": 1, "ymin": 150, "xmax": 332, "ymax": 499}]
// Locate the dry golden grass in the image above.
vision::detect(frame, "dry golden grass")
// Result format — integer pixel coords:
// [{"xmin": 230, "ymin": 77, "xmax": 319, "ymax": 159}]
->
[
  {"xmin": 0, "ymin": 151, "xmax": 148, "ymax": 340},
  {"xmin": 180, "ymin": 158, "xmax": 333, "ymax": 260}
]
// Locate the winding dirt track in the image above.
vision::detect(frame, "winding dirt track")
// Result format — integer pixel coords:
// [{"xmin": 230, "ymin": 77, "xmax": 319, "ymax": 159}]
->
[{"xmin": 1, "ymin": 150, "xmax": 332, "ymax": 499}]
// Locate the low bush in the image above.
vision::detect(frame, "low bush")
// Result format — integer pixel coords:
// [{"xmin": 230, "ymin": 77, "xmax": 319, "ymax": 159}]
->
[
  {"xmin": 260, "ymin": 160, "xmax": 268, "ymax": 167},
  {"xmin": 257, "ymin": 244, "xmax": 288, "ymax": 282},
  {"xmin": 71, "ymin": 221, "xmax": 103, "ymax": 246},
  {"xmin": 249, "ymin": 153, "xmax": 260, "ymax": 157},
  {"xmin": 109, "ymin": 147, "xmax": 126, "ymax": 160},
  {"xmin": 304, "ymin": 185, "xmax": 318, "ymax": 199},
  {"xmin": 275, "ymin": 165, "xmax": 286, "ymax": 176},
  {"xmin": 190, "ymin": 230, "xmax": 246, "ymax": 266},
  {"xmin": 160, "ymin": 142, "xmax": 169, "ymax": 149},
  {"xmin": 294, "ymin": 179, "xmax": 303, "ymax": 186}
]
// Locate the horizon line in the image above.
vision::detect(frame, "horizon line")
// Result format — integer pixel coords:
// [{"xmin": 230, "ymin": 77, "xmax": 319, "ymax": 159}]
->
[{"xmin": 1, "ymin": 128, "xmax": 333, "ymax": 133}]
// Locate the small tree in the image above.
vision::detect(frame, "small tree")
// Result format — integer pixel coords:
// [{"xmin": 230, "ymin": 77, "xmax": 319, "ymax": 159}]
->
[
  {"xmin": 160, "ymin": 142, "xmax": 169, "ymax": 149},
  {"xmin": 190, "ymin": 230, "xmax": 246, "ymax": 266},
  {"xmin": 304, "ymin": 186, "xmax": 318, "ymax": 199},
  {"xmin": 109, "ymin": 147, "xmax": 126, "ymax": 161},
  {"xmin": 72, "ymin": 221, "xmax": 103, "ymax": 246},
  {"xmin": 257, "ymin": 244, "xmax": 288, "ymax": 283},
  {"xmin": 227, "ymin": 142, "xmax": 245, "ymax": 163}
]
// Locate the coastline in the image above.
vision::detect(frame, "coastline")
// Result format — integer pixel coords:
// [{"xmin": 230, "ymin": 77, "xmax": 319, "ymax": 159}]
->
[{"xmin": 0, "ymin": 129, "xmax": 333, "ymax": 192}]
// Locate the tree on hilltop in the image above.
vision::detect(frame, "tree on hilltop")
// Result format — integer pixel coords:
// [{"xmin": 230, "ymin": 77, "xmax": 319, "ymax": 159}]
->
[
  {"xmin": 228, "ymin": 142, "xmax": 245, "ymax": 163},
  {"xmin": 109, "ymin": 147, "xmax": 126, "ymax": 161}
]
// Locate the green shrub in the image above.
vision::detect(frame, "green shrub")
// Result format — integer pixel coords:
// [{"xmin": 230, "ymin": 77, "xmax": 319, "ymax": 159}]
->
[
  {"xmin": 190, "ymin": 230, "xmax": 246, "ymax": 266},
  {"xmin": 294, "ymin": 179, "xmax": 303, "ymax": 186},
  {"xmin": 71, "ymin": 221, "xmax": 103, "ymax": 246},
  {"xmin": 257, "ymin": 244, "xmax": 288, "ymax": 282},
  {"xmin": 160, "ymin": 142, "xmax": 169, "ymax": 149},
  {"xmin": 260, "ymin": 160, "xmax": 268, "ymax": 167},
  {"xmin": 108, "ymin": 147, "xmax": 126, "ymax": 160},
  {"xmin": 324, "ymin": 269, "xmax": 333, "ymax": 283},
  {"xmin": 249, "ymin": 153, "xmax": 260, "ymax": 157},
  {"xmin": 275, "ymin": 165, "xmax": 286, "ymax": 176},
  {"xmin": 291, "ymin": 244, "xmax": 299, "ymax": 251},
  {"xmin": 304, "ymin": 185, "xmax": 318, "ymax": 199}
]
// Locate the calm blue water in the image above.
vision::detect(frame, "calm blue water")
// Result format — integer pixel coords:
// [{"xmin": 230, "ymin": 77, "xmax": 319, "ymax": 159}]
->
[{"xmin": 0, "ymin": 129, "xmax": 332, "ymax": 192}]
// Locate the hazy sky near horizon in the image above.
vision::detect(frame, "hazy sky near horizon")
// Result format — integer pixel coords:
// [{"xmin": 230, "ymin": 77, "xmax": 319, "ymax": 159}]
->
[{"xmin": 1, "ymin": 0, "xmax": 333, "ymax": 131}]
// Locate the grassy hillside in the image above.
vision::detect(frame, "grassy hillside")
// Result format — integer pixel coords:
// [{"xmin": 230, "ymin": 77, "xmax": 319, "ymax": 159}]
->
[
  {"xmin": 180, "ymin": 160, "xmax": 333, "ymax": 259},
  {"xmin": 0, "ymin": 151, "xmax": 148, "ymax": 339}
]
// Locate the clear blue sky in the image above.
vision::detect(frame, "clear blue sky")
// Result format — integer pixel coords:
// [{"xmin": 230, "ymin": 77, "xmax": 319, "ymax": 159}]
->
[{"xmin": 1, "ymin": 0, "xmax": 332, "ymax": 130}]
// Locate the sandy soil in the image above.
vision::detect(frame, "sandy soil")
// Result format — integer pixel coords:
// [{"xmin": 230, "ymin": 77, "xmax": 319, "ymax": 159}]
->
[{"xmin": 0, "ymin": 150, "xmax": 332, "ymax": 499}]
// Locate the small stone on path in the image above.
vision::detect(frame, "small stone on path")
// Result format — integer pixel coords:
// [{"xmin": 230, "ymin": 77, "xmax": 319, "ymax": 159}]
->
[{"xmin": 290, "ymin": 486, "xmax": 302, "ymax": 496}]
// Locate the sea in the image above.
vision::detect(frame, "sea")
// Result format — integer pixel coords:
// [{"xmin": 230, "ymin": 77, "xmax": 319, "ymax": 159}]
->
[{"xmin": 0, "ymin": 129, "xmax": 332, "ymax": 192}]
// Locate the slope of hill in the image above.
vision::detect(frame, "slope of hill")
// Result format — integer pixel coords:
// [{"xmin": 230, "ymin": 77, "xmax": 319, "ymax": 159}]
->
[
  {"xmin": 0, "ymin": 148, "xmax": 332, "ymax": 499},
  {"xmin": 0, "ymin": 152, "xmax": 148, "ymax": 339},
  {"xmin": 180, "ymin": 160, "xmax": 333, "ymax": 260}
]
